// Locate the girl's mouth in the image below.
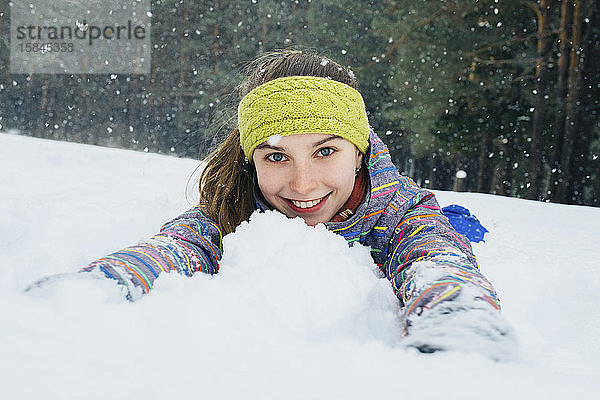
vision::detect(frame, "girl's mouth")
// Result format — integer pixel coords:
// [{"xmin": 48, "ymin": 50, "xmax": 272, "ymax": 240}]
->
[{"xmin": 285, "ymin": 193, "xmax": 330, "ymax": 213}]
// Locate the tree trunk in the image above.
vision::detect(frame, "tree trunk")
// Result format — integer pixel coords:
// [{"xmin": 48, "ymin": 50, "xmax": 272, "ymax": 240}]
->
[
  {"xmin": 593, "ymin": 161, "xmax": 600, "ymax": 206},
  {"xmin": 586, "ymin": 0, "xmax": 600, "ymax": 206},
  {"xmin": 427, "ymin": 153, "xmax": 437, "ymax": 189},
  {"xmin": 571, "ymin": 0, "xmax": 599, "ymax": 204},
  {"xmin": 452, "ymin": 157, "xmax": 467, "ymax": 192},
  {"xmin": 77, "ymin": 74, "xmax": 88, "ymax": 144},
  {"xmin": 491, "ymin": 138, "xmax": 512, "ymax": 196},
  {"xmin": 176, "ymin": 1, "xmax": 190, "ymax": 153},
  {"xmin": 548, "ymin": 0, "xmax": 573, "ymax": 201},
  {"xmin": 527, "ymin": 0, "xmax": 554, "ymax": 200},
  {"xmin": 557, "ymin": 0, "xmax": 584, "ymax": 203},
  {"xmin": 477, "ymin": 129, "xmax": 493, "ymax": 192},
  {"xmin": 261, "ymin": 3, "xmax": 268, "ymax": 52},
  {"xmin": 147, "ymin": 23, "xmax": 161, "ymax": 152},
  {"xmin": 491, "ymin": 163, "xmax": 504, "ymax": 196},
  {"xmin": 213, "ymin": 0, "xmax": 221, "ymax": 75},
  {"xmin": 442, "ymin": 158, "xmax": 453, "ymax": 190}
]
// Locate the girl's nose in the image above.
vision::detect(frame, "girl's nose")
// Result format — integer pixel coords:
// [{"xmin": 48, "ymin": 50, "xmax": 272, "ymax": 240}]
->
[{"xmin": 289, "ymin": 163, "xmax": 317, "ymax": 195}]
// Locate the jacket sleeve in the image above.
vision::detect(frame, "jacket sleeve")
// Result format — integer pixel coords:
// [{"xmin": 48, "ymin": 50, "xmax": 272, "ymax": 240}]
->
[
  {"xmin": 80, "ymin": 206, "xmax": 223, "ymax": 300},
  {"xmin": 382, "ymin": 189, "xmax": 502, "ymax": 336}
]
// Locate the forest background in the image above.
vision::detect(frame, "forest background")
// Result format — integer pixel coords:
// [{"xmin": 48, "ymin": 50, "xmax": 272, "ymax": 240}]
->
[{"xmin": 1, "ymin": 0, "xmax": 598, "ymax": 206}]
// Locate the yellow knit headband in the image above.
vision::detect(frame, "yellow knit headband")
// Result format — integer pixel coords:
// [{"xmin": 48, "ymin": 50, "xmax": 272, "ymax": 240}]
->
[{"xmin": 238, "ymin": 76, "xmax": 370, "ymax": 160}]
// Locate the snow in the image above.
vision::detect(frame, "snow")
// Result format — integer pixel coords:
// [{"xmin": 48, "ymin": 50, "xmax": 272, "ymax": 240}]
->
[
  {"xmin": 455, "ymin": 169, "xmax": 467, "ymax": 179},
  {"xmin": 267, "ymin": 134, "xmax": 282, "ymax": 146},
  {"xmin": 1, "ymin": 132, "xmax": 600, "ymax": 399}
]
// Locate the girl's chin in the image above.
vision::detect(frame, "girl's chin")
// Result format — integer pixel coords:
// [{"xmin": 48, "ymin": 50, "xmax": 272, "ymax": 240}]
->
[
  {"xmin": 294, "ymin": 211, "xmax": 333, "ymax": 226},
  {"xmin": 299, "ymin": 217, "xmax": 321, "ymax": 226},
  {"xmin": 278, "ymin": 206, "xmax": 331, "ymax": 225}
]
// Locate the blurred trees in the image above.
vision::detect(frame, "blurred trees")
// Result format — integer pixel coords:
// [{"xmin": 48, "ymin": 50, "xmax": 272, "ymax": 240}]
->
[{"xmin": 0, "ymin": 0, "xmax": 598, "ymax": 206}]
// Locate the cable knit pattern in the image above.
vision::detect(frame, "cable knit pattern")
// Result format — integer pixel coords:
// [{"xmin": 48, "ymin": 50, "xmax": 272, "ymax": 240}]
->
[
  {"xmin": 238, "ymin": 76, "xmax": 370, "ymax": 159},
  {"xmin": 82, "ymin": 130, "xmax": 502, "ymax": 336}
]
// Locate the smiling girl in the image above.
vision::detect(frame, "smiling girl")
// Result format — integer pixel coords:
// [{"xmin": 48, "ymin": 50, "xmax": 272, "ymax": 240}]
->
[
  {"xmin": 37, "ymin": 50, "xmax": 514, "ymax": 356},
  {"xmin": 252, "ymin": 133, "xmax": 362, "ymax": 226}
]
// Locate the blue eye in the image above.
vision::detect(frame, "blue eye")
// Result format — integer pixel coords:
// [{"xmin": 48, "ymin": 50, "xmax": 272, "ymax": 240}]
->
[
  {"xmin": 318, "ymin": 147, "xmax": 334, "ymax": 157},
  {"xmin": 267, "ymin": 153, "xmax": 285, "ymax": 162}
]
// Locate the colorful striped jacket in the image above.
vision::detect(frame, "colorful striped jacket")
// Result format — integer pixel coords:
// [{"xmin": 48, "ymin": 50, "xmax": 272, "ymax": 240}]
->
[{"xmin": 82, "ymin": 130, "xmax": 502, "ymax": 335}]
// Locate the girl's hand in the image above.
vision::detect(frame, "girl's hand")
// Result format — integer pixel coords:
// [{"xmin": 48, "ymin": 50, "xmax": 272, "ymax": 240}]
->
[
  {"xmin": 24, "ymin": 270, "xmax": 131, "ymax": 302},
  {"xmin": 401, "ymin": 299, "xmax": 518, "ymax": 361}
]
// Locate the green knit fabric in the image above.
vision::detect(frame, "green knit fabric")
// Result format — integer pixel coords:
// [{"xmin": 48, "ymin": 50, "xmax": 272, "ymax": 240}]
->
[{"xmin": 238, "ymin": 76, "xmax": 370, "ymax": 160}]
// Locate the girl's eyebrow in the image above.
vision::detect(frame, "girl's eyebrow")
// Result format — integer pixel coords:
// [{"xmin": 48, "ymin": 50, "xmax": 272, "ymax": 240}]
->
[
  {"xmin": 255, "ymin": 143, "xmax": 284, "ymax": 151},
  {"xmin": 254, "ymin": 135, "xmax": 341, "ymax": 151},
  {"xmin": 312, "ymin": 136, "xmax": 341, "ymax": 147}
]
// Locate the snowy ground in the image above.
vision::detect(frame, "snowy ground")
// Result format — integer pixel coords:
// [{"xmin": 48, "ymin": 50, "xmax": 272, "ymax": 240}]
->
[{"xmin": 1, "ymin": 132, "xmax": 599, "ymax": 399}]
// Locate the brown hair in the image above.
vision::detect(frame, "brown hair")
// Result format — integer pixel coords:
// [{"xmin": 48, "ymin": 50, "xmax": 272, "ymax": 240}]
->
[{"xmin": 199, "ymin": 49, "xmax": 360, "ymax": 235}]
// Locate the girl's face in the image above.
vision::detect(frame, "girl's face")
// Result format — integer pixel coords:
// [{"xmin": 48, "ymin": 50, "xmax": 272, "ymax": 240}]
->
[{"xmin": 253, "ymin": 133, "xmax": 363, "ymax": 226}]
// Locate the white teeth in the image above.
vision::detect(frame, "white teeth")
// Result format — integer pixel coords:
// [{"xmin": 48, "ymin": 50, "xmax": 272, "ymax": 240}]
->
[{"xmin": 292, "ymin": 197, "xmax": 323, "ymax": 209}]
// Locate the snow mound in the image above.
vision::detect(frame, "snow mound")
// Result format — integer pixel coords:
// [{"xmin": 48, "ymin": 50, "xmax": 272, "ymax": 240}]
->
[
  {"xmin": 216, "ymin": 210, "xmax": 399, "ymax": 340},
  {"xmin": 2, "ymin": 133, "xmax": 600, "ymax": 399}
]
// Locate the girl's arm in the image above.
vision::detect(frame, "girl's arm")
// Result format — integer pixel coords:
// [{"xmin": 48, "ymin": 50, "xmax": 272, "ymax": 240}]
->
[
  {"xmin": 383, "ymin": 191, "xmax": 514, "ymax": 356},
  {"xmin": 79, "ymin": 206, "xmax": 223, "ymax": 300}
]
